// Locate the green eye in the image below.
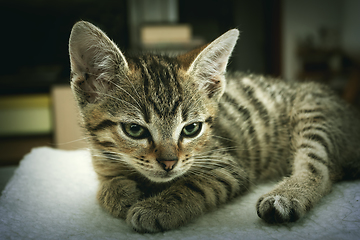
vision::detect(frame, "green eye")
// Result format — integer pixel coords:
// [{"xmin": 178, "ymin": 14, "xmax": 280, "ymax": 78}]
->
[
  {"xmin": 122, "ymin": 123, "xmax": 149, "ymax": 139},
  {"xmin": 182, "ymin": 122, "xmax": 202, "ymax": 137}
]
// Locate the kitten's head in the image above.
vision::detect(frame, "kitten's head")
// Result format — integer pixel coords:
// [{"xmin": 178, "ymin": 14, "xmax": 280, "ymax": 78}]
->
[{"xmin": 69, "ymin": 21, "xmax": 238, "ymax": 182}]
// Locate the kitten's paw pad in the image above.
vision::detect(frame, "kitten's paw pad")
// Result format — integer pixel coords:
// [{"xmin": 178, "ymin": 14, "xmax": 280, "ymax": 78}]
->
[
  {"xmin": 126, "ymin": 200, "xmax": 183, "ymax": 233},
  {"xmin": 256, "ymin": 195, "xmax": 302, "ymax": 223}
]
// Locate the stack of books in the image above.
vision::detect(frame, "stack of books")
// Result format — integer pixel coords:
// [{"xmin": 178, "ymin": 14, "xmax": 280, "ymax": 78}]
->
[{"xmin": 140, "ymin": 24, "xmax": 204, "ymax": 50}]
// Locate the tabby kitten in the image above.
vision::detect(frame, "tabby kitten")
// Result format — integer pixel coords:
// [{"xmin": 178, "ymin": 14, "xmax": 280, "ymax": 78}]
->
[{"xmin": 69, "ymin": 21, "xmax": 360, "ymax": 232}]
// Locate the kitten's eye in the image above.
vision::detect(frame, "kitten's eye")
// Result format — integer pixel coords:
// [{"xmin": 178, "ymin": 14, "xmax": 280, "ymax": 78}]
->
[
  {"xmin": 122, "ymin": 123, "xmax": 149, "ymax": 139},
  {"xmin": 182, "ymin": 122, "xmax": 202, "ymax": 137}
]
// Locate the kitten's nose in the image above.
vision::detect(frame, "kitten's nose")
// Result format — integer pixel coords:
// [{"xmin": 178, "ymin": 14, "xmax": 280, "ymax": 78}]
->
[{"xmin": 157, "ymin": 158, "xmax": 178, "ymax": 172}]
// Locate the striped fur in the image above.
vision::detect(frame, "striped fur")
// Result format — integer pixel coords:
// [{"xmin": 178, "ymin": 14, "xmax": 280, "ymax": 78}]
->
[{"xmin": 69, "ymin": 21, "xmax": 360, "ymax": 232}]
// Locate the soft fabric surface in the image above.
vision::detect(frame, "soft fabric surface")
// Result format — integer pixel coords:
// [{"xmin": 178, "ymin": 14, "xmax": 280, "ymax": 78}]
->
[{"xmin": 0, "ymin": 147, "xmax": 359, "ymax": 240}]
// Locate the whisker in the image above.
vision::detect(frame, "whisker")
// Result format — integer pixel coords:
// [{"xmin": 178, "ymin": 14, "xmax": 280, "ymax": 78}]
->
[
  {"xmin": 194, "ymin": 146, "xmax": 239, "ymax": 156},
  {"xmin": 210, "ymin": 134, "xmax": 238, "ymax": 143},
  {"xmin": 55, "ymin": 136, "xmax": 93, "ymax": 146}
]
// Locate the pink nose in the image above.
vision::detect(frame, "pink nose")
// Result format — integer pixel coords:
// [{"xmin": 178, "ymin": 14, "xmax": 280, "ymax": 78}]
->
[{"xmin": 157, "ymin": 159, "xmax": 178, "ymax": 172}]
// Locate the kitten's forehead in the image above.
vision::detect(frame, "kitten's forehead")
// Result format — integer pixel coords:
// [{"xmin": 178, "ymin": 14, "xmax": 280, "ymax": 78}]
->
[
  {"xmin": 135, "ymin": 55, "xmax": 183, "ymax": 119},
  {"xmin": 120, "ymin": 54, "xmax": 208, "ymax": 125}
]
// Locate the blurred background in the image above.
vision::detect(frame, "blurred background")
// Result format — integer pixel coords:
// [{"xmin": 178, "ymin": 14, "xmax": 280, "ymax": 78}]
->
[{"xmin": 0, "ymin": 0, "xmax": 360, "ymax": 166}]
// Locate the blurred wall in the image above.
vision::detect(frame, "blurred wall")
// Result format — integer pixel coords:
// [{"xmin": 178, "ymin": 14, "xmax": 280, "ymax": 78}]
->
[
  {"xmin": 282, "ymin": 0, "xmax": 360, "ymax": 81},
  {"xmin": 342, "ymin": 0, "xmax": 360, "ymax": 59}
]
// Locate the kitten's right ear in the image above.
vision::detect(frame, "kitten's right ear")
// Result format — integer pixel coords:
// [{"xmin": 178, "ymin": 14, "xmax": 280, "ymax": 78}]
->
[
  {"xmin": 179, "ymin": 29, "xmax": 239, "ymax": 100},
  {"xmin": 69, "ymin": 21, "xmax": 128, "ymax": 105}
]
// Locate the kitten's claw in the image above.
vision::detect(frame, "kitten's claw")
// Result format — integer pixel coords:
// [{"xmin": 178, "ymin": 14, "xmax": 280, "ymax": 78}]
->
[{"xmin": 256, "ymin": 195, "xmax": 303, "ymax": 223}]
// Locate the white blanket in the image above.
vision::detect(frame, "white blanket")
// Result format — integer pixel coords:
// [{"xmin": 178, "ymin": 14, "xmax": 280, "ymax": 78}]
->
[{"xmin": 0, "ymin": 147, "xmax": 359, "ymax": 240}]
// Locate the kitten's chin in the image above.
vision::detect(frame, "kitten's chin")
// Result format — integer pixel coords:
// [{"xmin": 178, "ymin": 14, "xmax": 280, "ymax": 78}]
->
[{"xmin": 144, "ymin": 171, "xmax": 183, "ymax": 183}]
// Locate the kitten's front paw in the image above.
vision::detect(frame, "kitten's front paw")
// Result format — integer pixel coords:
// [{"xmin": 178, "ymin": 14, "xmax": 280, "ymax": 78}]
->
[
  {"xmin": 97, "ymin": 177, "xmax": 142, "ymax": 219},
  {"xmin": 126, "ymin": 199, "xmax": 185, "ymax": 233},
  {"xmin": 256, "ymin": 194, "xmax": 305, "ymax": 224}
]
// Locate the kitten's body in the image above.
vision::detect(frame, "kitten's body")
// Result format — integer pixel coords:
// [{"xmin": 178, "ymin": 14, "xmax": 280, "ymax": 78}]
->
[{"xmin": 69, "ymin": 21, "xmax": 360, "ymax": 232}]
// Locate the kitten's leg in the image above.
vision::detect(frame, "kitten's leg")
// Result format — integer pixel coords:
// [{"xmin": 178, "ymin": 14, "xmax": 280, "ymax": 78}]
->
[
  {"xmin": 126, "ymin": 167, "xmax": 249, "ymax": 232},
  {"xmin": 257, "ymin": 115, "xmax": 336, "ymax": 223},
  {"xmin": 97, "ymin": 176, "xmax": 143, "ymax": 219},
  {"xmin": 256, "ymin": 163, "xmax": 332, "ymax": 223}
]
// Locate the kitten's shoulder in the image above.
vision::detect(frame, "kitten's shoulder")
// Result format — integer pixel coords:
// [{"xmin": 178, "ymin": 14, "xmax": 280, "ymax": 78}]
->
[{"xmin": 225, "ymin": 71, "xmax": 288, "ymax": 89}]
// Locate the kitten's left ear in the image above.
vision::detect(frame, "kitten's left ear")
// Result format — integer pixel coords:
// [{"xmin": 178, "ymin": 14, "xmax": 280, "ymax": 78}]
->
[{"xmin": 183, "ymin": 29, "xmax": 239, "ymax": 100}]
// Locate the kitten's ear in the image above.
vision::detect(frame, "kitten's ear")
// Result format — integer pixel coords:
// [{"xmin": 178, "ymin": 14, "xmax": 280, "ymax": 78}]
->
[
  {"xmin": 69, "ymin": 21, "xmax": 128, "ymax": 105},
  {"xmin": 182, "ymin": 29, "xmax": 239, "ymax": 100}
]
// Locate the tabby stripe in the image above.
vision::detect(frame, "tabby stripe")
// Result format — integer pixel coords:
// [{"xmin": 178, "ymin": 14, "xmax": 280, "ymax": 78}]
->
[
  {"xmin": 274, "ymin": 121, "xmax": 283, "ymax": 156},
  {"xmin": 212, "ymin": 186, "xmax": 223, "ymax": 205},
  {"xmin": 141, "ymin": 58, "xmax": 182, "ymax": 117},
  {"xmin": 301, "ymin": 125, "xmax": 316, "ymax": 133},
  {"xmin": 200, "ymin": 179, "xmax": 222, "ymax": 206},
  {"xmin": 240, "ymin": 137, "xmax": 251, "ymax": 169},
  {"xmin": 172, "ymin": 192, "xmax": 184, "ymax": 203},
  {"xmin": 300, "ymin": 92, "xmax": 327, "ymax": 102},
  {"xmin": 246, "ymin": 124, "xmax": 261, "ymax": 178},
  {"xmin": 242, "ymin": 85, "xmax": 270, "ymax": 126},
  {"xmin": 293, "ymin": 115, "xmax": 326, "ymax": 129},
  {"xmin": 95, "ymin": 140, "xmax": 116, "ymax": 148},
  {"xmin": 262, "ymin": 155, "xmax": 272, "ymax": 171},
  {"xmin": 142, "ymin": 69, "xmax": 149, "ymax": 96},
  {"xmin": 89, "ymin": 120, "xmax": 117, "ymax": 131},
  {"xmin": 140, "ymin": 58, "xmax": 163, "ymax": 116},
  {"xmin": 215, "ymin": 177, "xmax": 233, "ymax": 201},
  {"xmin": 245, "ymin": 121, "xmax": 262, "ymax": 178},
  {"xmin": 219, "ymin": 98, "xmax": 257, "ymax": 168},
  {"xmin": 214, "ymin": 105, "xmax": 251, "ymax": 167},
  {"xmin": 184, "ymin": 181, "xmax": 206, "ymax": 199},
  {"xmin": 301, "ymin": 125, "xmax": 336, "ymax": 155},
  {"xmin": 148, "ymin": 98, "xmax": 162, "ymax": 116},
  {"xmin": 231, "ymin": 85, "xmax": 266, "ymax": 177},
  {"xmin": 138, "ymin": 66, "xmax": 151, "ymax": 123},
  {"xmin": 146, "ymin": 61, "xmax": 163, "ymax": 115},
  {"xmin": 303, "ymin": 133, "xmax": 330, "ymax": 157},
  {"xmin": 205, "ymin": 116, "xmax": 213, "ymax": 124},
  {"xmin": 142, "ymin": 107, "xmax": 151, "ymax": 123},
  {"xmin": 261, "ymin": 124, "xmax": 275, "ymax": 171},
  {"xmin": 222, "ymin": 93, "xmax": 251, "ymax": 121},
  {"xmin": 289, "ymin": 94, "xmax": 296, "ymax": 105},
  {"xmin": 299, "ymin": 143, "xmax": 315, "ymax": 149},
  {"xmin": 308, "ymin": 116, "xmax": 326, "ymax": 122},
  {"xmin": 210, "ymin": 159, "xmax": 232, "ymax": 170},
  {"xmin": 205, "ymin": 116, "xmax": 214, "ymax": 128},
  {"xmin": 102, "ymin": 151, "xmax": 121, "ymax": 162},
  {"xmin": 254, "ymin": 150, "xmax": 262, "ymax": 178},
  {"xmin": 202, "ymin": 178, "xmax": 226, "ymax": 206},
  {"xmin": 307, "ymin": 152, "xmax": 328, "ymax": 166},
  {"xmin": 170, "ymin": 99, "xmax": 181, "ymax": 116},
  {"xmin": 264, "ymin": 133, "xmax": 271, "ymax": 144},
  {"xmin": 307, "ymin": 162, "xmax": 319, "ymax": 175},
  {"xmin": 298, "ymin": 108, "xmax": 323, "ymax": 114},
  {"xmin": 229, "ymin": 169, "xmax": 249, "ymax": 190},
  {"xmin": 216, "ymin": 124, "xmax": 251, "ymax": 169},
  {"xmin": 262, "ymin": 117, "xmax": 283, "ymax": 169}
]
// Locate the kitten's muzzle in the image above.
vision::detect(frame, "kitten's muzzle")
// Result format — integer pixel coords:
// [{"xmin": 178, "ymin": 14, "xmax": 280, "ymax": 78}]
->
[{"xmin": 157, "ymin": 158, "xmax": 178, "ymax": 172}]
